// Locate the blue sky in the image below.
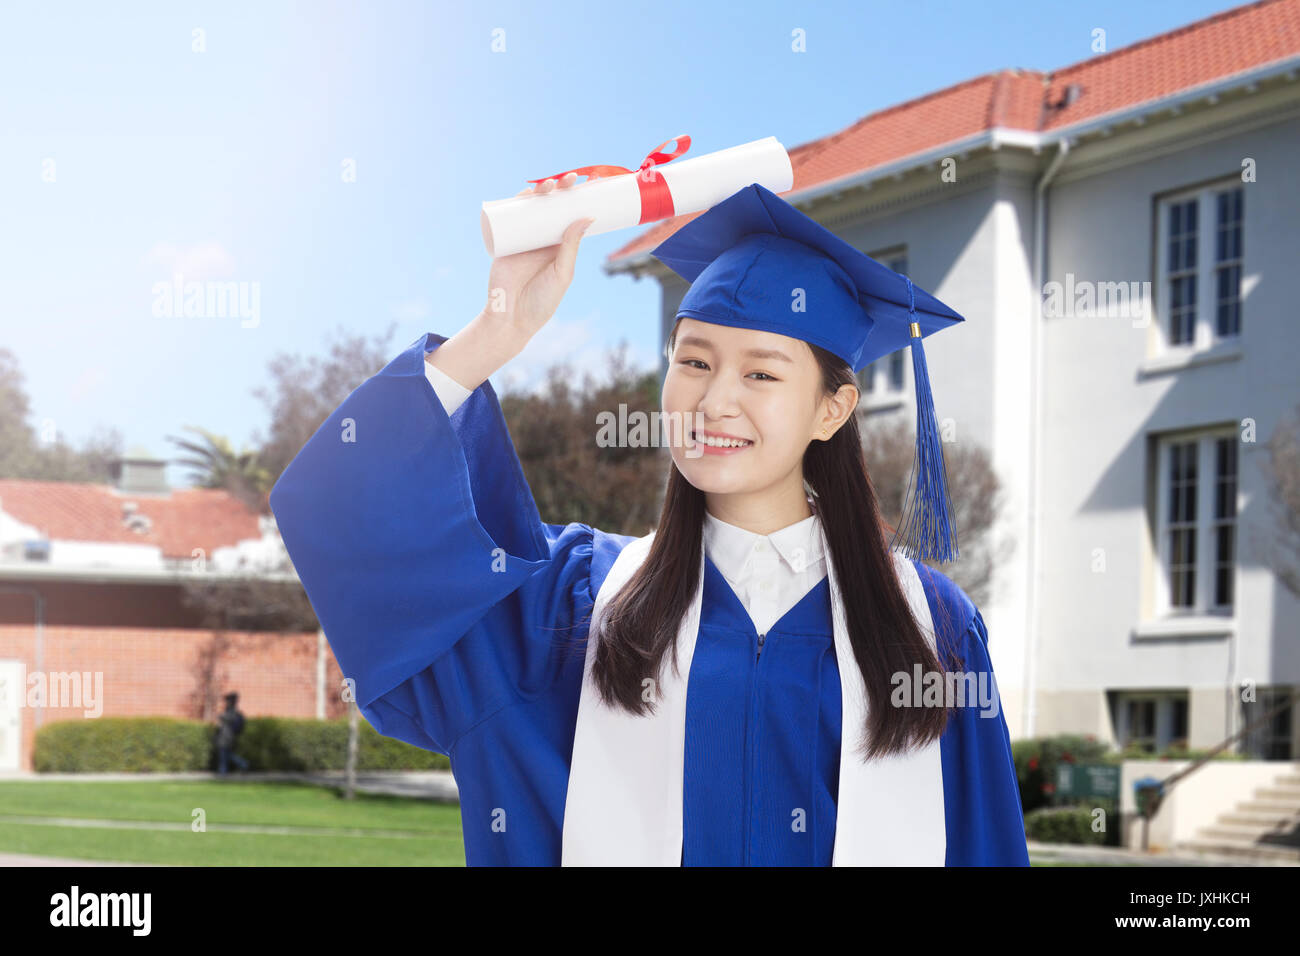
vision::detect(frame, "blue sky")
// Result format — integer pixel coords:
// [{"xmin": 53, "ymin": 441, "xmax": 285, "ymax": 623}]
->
[{"xmin": 0, "ymin": 0, "xmax": 1241, "ymax": 487}]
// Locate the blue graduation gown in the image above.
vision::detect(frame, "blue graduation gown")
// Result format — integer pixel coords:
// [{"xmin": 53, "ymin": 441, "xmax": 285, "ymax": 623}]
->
[
  {"xmin": 687, "ymin": 560, "xmax": 839, "ymax": 865},
  {"xmin": 269, "ymin": 332, "xmax": 1030, "ymax": 866}
]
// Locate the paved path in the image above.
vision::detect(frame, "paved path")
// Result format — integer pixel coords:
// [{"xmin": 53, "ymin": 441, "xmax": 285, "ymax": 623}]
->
[
  {"xmin": 0, "ymin": 813, "xmax": 443, "ymax": 839},
  {"xmin": 1026, "ymin": 840, "xmax": 1297, "ymax": 866},
  {"xmin": 1, "ymin": 845, "xmax": 1288, "ymax": 867},
  {"xmin": 0, "ymin": 769, "xmax": 460, "ymax": 802}
]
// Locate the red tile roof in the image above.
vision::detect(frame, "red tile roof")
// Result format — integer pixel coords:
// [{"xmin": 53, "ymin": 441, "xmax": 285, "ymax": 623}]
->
[
  {"xmin": 609, "ymin": 0, "xmax": 1300, "ymax": 263},
  {"xmin": 0, "ymin": 479, "xmax": 263, "ymax": 560},
  {"xmin": 1042, "ymin": 0, "xmax": 1300, "ymax": 131}
]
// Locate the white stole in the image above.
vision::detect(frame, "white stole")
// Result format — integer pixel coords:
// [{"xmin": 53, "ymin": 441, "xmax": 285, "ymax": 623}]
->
[{"xmin": 561, "ymin": 522, "xmax": 946, "ymax": 866}]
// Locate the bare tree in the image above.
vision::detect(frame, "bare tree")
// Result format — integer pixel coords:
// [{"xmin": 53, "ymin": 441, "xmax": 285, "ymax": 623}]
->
[
  {"xmin": 501, "ymin": 341, "xmax": 666, "ymax": 537},
  {"xmin": 233, "ymin": 323, "xmax": 403, "ymax": 793},
  {"xmin": 177, "ymin": 556, "xmax": 335, "ymax": 760},
  {"xmin": 860, "ymin": 416, "xmax": 1012, "ymax": 607},
  {"xmin": 253, "ymin": 322, "xmax": 400, "ymax": 489},
  {"xmin": 1255, "ymin": 404, "xmax": 1300, "ymax": 598}
]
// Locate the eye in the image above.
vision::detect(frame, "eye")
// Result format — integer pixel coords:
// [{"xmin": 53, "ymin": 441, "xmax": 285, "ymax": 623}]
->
[{"xmin": 676, "ymin": 359, "xmax": 777, "ymax": 381}]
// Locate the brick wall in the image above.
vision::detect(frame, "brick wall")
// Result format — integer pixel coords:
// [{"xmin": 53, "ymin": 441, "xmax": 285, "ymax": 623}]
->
[{"xmin": 0, "ymin": 580, "xmax": 346, "ymax": 771}]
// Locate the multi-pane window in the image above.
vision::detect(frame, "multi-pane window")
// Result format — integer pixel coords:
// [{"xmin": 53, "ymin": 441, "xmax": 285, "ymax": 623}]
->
[
  {"xmin": 1167, "ymin": 440, "xmax": 1197, "ymax": 607},
  {"xmin": 1215, "ymin": 188, "xmax": 1243, "ymax": 337},
  {"xmin": 1241, "ymin": 688, "xmax": 1295, "ymax": 760},
  {"xmin": 1157, "ymin": 182, "xmax": 1244, "ymax": 350},
  {"xmin": 887, "ymin": 350, "xmax": 905, "ymax": 390},
  {"xmin": 1113, "ymin": 692, "xmax": 1190, "ymax": 753},
  {"xmin": 860, "ymin": 251, "xmax": 909, "ymax": 396},
  {"xmin": 1167, "ymin": 199, "xmax": 1197, "ymax": 345},
  {"xmin": 1126, "ymin": 698, "xmax": 1157, "ymax": 753},
  {"xmin": 1213, "ymin": 437, "xmax": 1238, "ymax": 607},
  {"xmin": 1156, "ymin": 430, "xmax": 1238, "ymax": 615},
  {"xmin": 863, "ymin": 347, "xmax": 906, "ymax": 394},
  {"xmin": 1172, "ymin": 696, "xmax": 1189, "ymax": 748}
]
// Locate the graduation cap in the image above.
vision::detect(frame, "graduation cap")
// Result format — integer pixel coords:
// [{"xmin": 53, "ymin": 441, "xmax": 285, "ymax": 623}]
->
[{"xmin": 650, "ymin": 182, "xmax": 963, "ymax": 563}]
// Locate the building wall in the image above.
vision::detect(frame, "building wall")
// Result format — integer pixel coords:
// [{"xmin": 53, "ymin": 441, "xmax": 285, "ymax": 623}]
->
[
  {"xmin": 642, "ymin": 100, "xmax": 1300, "ymax": 753},
  {"xmin": 1035, "ymin": 100, "xmax": 1300, "ymax": 750},
  {"xmin": 0, "ymin": 579, "xmax": 207, "ymax": 629}
]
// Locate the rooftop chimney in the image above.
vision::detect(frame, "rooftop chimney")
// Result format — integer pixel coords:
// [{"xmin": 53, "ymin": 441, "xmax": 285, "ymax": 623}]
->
[{"xmin": 111, "ymin": 446, "xmax": 170, "ymax": 495}]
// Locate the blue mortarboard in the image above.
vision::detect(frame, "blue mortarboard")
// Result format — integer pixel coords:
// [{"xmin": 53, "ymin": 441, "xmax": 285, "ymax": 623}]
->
[{"xmin": 650, "ymin": 182, "xmax": 963, "ymax": 563}]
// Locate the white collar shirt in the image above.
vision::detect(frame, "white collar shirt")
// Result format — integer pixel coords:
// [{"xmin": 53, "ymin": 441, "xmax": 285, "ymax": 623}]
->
[{"xmin": 702, "ymin": 508, "xmax": 827, "ymax": 638}]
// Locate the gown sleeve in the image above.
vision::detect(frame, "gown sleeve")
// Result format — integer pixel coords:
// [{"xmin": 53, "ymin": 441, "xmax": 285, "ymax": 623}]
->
[
  {"xmin": 268, "ymin": 331, "xmax": 599, "ymax": 755},
  {"xmin": 941, "ymin": 607, "xmax": 1031, "ymax": 866}
]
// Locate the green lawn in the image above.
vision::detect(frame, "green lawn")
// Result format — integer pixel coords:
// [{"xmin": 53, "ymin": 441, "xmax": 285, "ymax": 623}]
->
[
  {"xmin": 0, "ymin": 780, "xmax": 466, "ymax": 866},
  {"xmin": 0, "ymin": 780, "xmax": 1131, "ymax": 866}
]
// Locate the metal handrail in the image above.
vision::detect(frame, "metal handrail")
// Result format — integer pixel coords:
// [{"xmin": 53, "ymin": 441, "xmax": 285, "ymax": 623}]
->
[{"xmin": 1134, "ymin": 689, "xmax": 1300, "ymax": 845}]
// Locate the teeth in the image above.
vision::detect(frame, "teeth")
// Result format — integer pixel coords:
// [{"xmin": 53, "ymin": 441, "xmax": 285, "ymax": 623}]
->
[{"xmin": 693, "ymin": 431, "xmax": 752, "ymax": 448}]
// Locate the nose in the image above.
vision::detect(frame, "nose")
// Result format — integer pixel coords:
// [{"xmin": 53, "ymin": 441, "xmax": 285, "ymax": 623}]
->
[{"xmin": 696, "ymin": 372, "xmax": 743, "ymax": 423}]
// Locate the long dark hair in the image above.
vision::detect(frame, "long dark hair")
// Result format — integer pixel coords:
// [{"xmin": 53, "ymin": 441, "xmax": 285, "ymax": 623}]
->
[{"xmin": 590, "ymin": 319, "xmax": 964, "ymax": 760}]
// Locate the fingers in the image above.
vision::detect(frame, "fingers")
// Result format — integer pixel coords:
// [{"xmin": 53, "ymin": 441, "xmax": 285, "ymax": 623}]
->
[
  {"xmin": 552, "ymin": 216, "xmax": 593, "ymax": 281},
  {"xmin": 517, "ymin": 170, "xmax": 588, "ymax": 197},
  {"xmin": 541, "ymin": 172, "xmax": 578, "ymax": 193}
]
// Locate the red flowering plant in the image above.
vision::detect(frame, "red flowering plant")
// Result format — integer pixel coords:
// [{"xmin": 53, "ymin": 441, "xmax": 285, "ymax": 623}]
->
[{"xmin": 1010, "ymin": 734, "xmax": 1113, "ymax": 814}]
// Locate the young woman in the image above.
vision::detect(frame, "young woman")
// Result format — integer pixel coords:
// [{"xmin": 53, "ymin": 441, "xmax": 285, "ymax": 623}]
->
[{"xmin": 269, "ymin": 176, "xmax": 1029, "ymax": 867}]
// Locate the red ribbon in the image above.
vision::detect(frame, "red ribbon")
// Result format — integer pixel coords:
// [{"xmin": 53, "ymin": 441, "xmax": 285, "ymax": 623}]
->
[{"xmin": 526, "ymin": 135, "xmax": 691, "ymax": 224}]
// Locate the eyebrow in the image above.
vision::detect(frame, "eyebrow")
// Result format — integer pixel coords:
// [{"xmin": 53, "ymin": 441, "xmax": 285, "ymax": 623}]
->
[{"xmin": 675, "ymin": 335, "xmax": 795, "ymax": 363}]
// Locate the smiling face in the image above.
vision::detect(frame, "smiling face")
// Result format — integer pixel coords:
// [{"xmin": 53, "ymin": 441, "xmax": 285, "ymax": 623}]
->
[{"xmin": 662, "ymin": 317, "xmax": 858, "ymax": 519}]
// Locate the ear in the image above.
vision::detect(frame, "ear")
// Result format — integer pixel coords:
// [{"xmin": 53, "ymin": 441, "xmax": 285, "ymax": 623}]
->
[{"xmin": 818, "ymin": 382, "xmax": 859, "ymax": 438}]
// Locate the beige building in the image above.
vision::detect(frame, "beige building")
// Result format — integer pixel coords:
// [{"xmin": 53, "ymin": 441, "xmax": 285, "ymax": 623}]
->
[{"xmin": 607, "ymin": 0, "xmax": 1300, "ymax": 762}]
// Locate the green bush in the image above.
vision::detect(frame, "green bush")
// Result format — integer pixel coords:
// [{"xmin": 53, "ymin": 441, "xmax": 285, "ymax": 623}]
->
[
  {"xmin": 1024, "ymin": 804, "xmax": 1110, "ymax": 846},
  {"xmin": 1010, "ymin": 733, "xmax": 1115, "ymax": 815},
  {"xmin": 34, "ymin": 716, "xmax": 450, "ymax": 772},
  {"xmin": 33, "ymin": 717, "xmax": 213, "ymax": 772}
]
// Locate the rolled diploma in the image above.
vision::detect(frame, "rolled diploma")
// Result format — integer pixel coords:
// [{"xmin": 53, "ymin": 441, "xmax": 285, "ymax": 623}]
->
[{"xmin": 480, "ymin": 136, "xmax": 794, "ymax": 258}]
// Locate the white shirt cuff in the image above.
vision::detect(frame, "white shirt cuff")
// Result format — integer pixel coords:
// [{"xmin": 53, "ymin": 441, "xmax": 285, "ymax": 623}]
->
[{"xmin": 423, "ymin": 355, "xmax": 473, "ymax": 416}]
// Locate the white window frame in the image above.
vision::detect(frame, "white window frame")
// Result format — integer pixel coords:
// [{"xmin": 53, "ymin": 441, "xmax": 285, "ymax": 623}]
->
[
  {"xmin": 1153, "ymin": 427, "xmax": 1239, "ymax": 619},
  {"xmin": 860, "ymin": 250, "xmax": 910, "ymax": 399},
  {"xmin": 1154, "ymin": 179, "xmax": 1245, "ymax": 356}
]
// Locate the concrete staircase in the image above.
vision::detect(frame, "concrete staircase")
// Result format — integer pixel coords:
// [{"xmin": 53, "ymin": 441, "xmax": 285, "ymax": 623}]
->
[{"xmin": 1178, "ymin": 766, "xmax": 1300, "ymax": 864}]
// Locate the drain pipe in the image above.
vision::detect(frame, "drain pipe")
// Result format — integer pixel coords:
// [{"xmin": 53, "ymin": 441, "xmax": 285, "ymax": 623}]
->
[{"xmin": 1024, "ymin": 138, "xmax": 1071, "ymax": 739}]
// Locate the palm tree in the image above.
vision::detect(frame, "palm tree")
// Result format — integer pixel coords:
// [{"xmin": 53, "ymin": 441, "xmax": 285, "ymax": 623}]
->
[{"xmin": 166, "ymin": 425, "xmax": 273, "ymax": 512}]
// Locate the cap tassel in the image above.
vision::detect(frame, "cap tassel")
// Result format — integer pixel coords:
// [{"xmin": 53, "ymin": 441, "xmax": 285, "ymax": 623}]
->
[{"xmin": 890, "ymin": 278, "xmax": 959, "ymax": 563}]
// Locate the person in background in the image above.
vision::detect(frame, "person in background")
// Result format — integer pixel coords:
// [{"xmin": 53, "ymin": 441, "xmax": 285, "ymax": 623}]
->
[{"xmin": 215, "ymin": 692, "xmax": 249, "ymax": 775}]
